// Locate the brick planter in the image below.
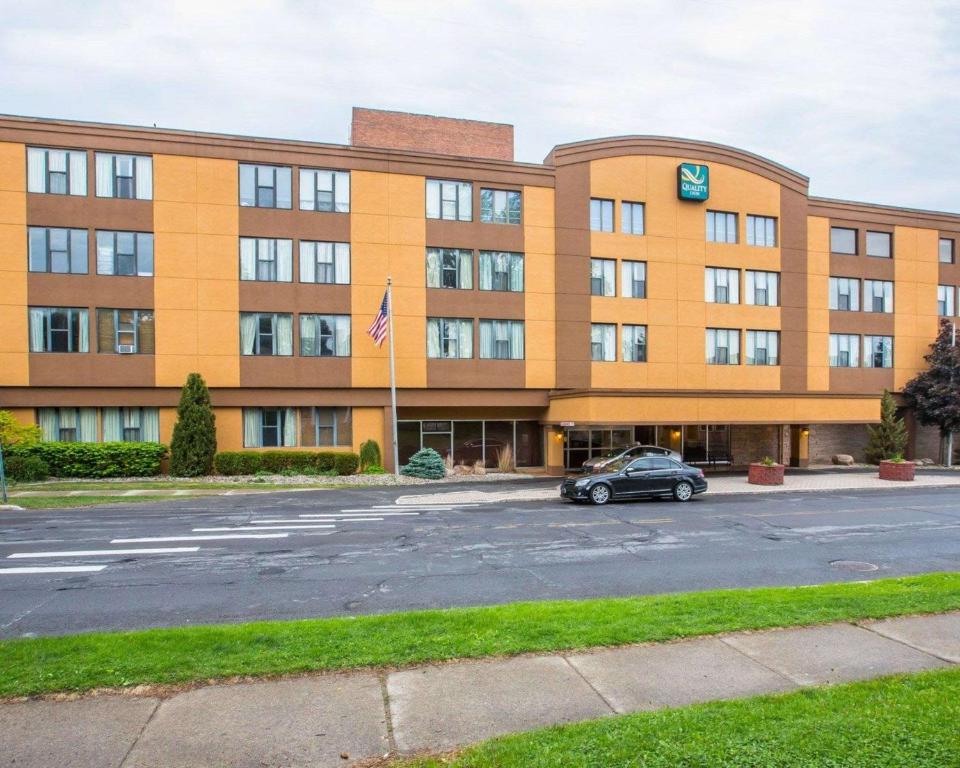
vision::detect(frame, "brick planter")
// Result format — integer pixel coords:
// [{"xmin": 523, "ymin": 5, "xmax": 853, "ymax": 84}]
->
[
  {"xmin": 879, "ymin": 460, "xmax": 915, "ymax": 481},
  {"xmin": 748, "ymin": 463, "xmax": 785, "ymax": 485}
]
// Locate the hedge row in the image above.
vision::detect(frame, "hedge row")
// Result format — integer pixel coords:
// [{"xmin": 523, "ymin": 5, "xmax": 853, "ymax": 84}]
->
[
  {"xmin": 213, "ymin": 450, "xmax": 360, "ymax": 476},
  {"xmin": 5, "ymin": 442, "xmax": 168, "ymax": 479}
]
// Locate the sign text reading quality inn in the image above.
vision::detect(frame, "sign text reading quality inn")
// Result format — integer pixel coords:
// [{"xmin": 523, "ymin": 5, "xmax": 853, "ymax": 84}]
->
[{"xmin": 677, "ymin": 163, "xmax": 709, "ymax": 201}]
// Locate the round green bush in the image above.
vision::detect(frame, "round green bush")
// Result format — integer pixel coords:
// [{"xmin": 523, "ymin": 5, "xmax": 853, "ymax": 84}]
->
[
  {"xmin": 5, "ymin": 454, "xmax": 49, "ymax": 482},
  {"xmin": 400, "ymin": 448, "xmax": 445, "ymax": 480},
  {"xmin": 334, "ymin": 452, "xmax": 360, "ymax": 476}
]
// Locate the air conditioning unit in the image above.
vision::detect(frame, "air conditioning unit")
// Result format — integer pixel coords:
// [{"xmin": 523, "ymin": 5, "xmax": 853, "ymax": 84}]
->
[{"xmin": 117, "ymin": 344, "xmax": 136, "ymax": 354}]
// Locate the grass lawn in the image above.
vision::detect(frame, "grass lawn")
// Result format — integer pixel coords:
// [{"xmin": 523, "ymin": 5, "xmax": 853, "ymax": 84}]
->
[
  {"xmin": 10, "ymin": 480, "xmax": 345, "ymax": 492},
  {"xmin": 10, "ymin": 495, "xmax": 203, "ymax": 510},
  {"xmin": 399, "ymin": 668, "xmax": 960, "ymax": 768},
  {"xmin": 1, "ymin": 572, "xmax": 958, "ymax": 698}
]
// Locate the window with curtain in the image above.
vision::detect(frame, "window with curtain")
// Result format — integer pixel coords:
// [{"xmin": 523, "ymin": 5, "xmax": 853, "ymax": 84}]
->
[
  {"xmin": 829, "ymin": 277, "xmax": 860, "ymax": 311},
  {"xmin": 479, "ymin": 320, "xmax": 523, "ymax": 360},
  {"xmin": 866, "ymin": 231, "xmax": 892, "ymax": 258},
  {"xmin": 95, "ymin": 231, "xmax": 154, "ymax": 276},
  {"xmin": 745, "ymin": 270, "xmax": 779, "ymax": 306},
  {"xmin": 622, "ymin": 324, "xmax": 647, "ymax": 362},
  {"xmin": 426, "ymin": 179, "xmax": 472, "ymax": 221},
  {"xmin": 746, "ymin": 215, "xmax": 777, "ymax": 246},
  {"xmin": 299, "ymin": 241, "xmax": 350, "ymax": 284},
  {"xmin": 28, "ymin": 227, "xmax": 88, "ymax": 274},
  {"xmin": 621, "ymin": 202, "xmax": 644, "ymax": 235},
  {"xmin": 243, "ymin": 407, "xmax": 297, "ymax": 447},
  {"xmin": 480, "ymin": 188, "xmax": 521, "ymax": 224},
  {"xmin": 621, "ymin": 261, "xmax": 646, "ymax": 298},
  {"xmin": 239, "ymin": 164, "xmax": 292, "ymax": 208},
  {"xmin": 300, "ymin": 314, "xmax": 351, "ymax": 357},
  {"xmin": 705, "ymin": 267, "xmax": 740, "ymax": 304},
  {"xmin": 101, "ymin": 407, "xmax": 160, "ymax": 442},
  {"xmin": 300, "ymin": 406, "xmax": 353, "ymax": 447},
  {"xmin": 830, "ymin": 227, "xmax": 857, "ymax": 254},
  {"xmin": 27, "ymin": 147, "xmax": 87, "ymax": 195},
  {"xmin": 299, "ymin": 168, "xmax": 350, "ymax": 212},
  {"xmin": 863, "ymin": 336, "xmax": 894, "ymax": 368},
  {"xmin": 938, "ymin": 285, "xmax": 956, "ymax": 317},
  {"xmin": 590, "ymin": 258, "xmax": 615, "ymax": 296},
  {"xmin": 96, "ymin": 309, "xmax": 155, "ymax": 354},
  {"xmin": 95, "ymin": 153, "xmax": 152, "ymax": 200},
  {"xmin": 37, "ymin": 407, "xmax": 98, "ymax": 442},
  {"xmin": 478, "ymin": 251, "xmax": 522, "ymax": 291},
  {"xmin": 746, "ymin": 330, "xmax": 779, "ymax": 366},
  {"xmin": 426, "ymin": 248, "xmax": 473, "ymax": 289},
  {"xmin": 239, "ymin": 238, "xmax": 293, "ymax": 282},
  {"xmin": 706, "ymin": 328, "xmax": 740, "ymax": 365},
  {"xmin": 590, "ymin": 198, "xmax": 614, "ymax": 232},
  {"xmin": 863, "ymin": 280, "xmax": 894, "ymax": 313},
  {"xmin": 706, "ymin": 211, "xmax": 738, "ymax": 243},
  {"xmin": 591, "ymin": 324, "xmax": 616, "ymax": 361},
  {"xmin": 29, "ymin": 307, "xmax": 89, "ymax": 353},
  {"xmin": 829, "ymin": 334, "xmax": 860, "ymax": 367},
  {"xmin": 426, "ymin": 318, "xmax": 473, "ymax": 359},
  {"xmin": 940, "ymin": 238, "xmax": 955, "ymax": 264},
  {"xmin": 240, "ymin": 313, "xmax": 293, "ymax": 356}
]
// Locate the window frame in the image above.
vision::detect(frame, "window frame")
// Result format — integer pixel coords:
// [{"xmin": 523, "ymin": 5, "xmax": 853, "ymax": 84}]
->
[
  {"xmin": 240, "ymin": 312, "xmax": 293, "ymax": 356},
  {"xmin": 829, "ymin": 333, "xmax": 861, "ymax": 368},
  {"xmin": 706, "ymin": 328, "xmax": 741, "ymax": 365},
  {"xmin": 590, "ymin": 198, "xmax": 614, "ymax": 232},
  {"xmin": 426, "ymin": 179, "xmax": 473, "ymax": 221},
  {"xmin": 27, "ymin": 147, "xmax": 87, "ymax": 196},
  {"xmin": 830, "ymin": 227, "xmax": 858, "ymax": 255},
  {"xmin": 939, "ymin": 238, "xmax": 955, "ymax": 264},
  {"xmin": 706, "ymin": 210, "xmax": 738, "ymax": 244},
  {"xmin": 29, "ymin": 307, "xmax": 89, "ymax": 353},
  {"xmin": 478, "ymin": 319, "xmax": 524, "ymax": 360},
  {"xmin": 239, "ymin": 163, "xmax": 292, "ymax": 209},
  {"xmin": 862, "ymin": 335, "xmax": 894, "ymax": 369},
  {"xmin": 299, "ymin": 241, "xmax": 350, "ymax": 285},
  {"xmin": 590, "ymin": 323, "xmax": 617, "ymax": 362},
  {"xmin": 96, "ymin": 308, "xmax": 154, "ymax": 354},
  {"xmin": 621, "ymin": 201, "xmax": 645, "ymax": 235},
  {"xmin": 705, "ymin": 267, "xmax": 740, "ymax": 304},
  {"xmin": 95, "ymin": 152, "xmax": 152, "ymax": 200},
  {"xmin": 95, "ymin": 230, "xmax": 154, "ymax": 277},
  {"xmin": 299, "ymin": 314, "xmax": 351, "ymax": 357},
  {"xmin": 938, "ymin": 285, "xmax": 956, "ymax": 317},
  {"xmin": 745, "ymin": 215, "xmax": 777, "ymax": 247},
  {"xmin": 298, "ymin": 167, "xmax": 350, "ymax": 213},
  {"xmin": 621, "ymin": 260, "xmax": 647, "ymax": 299},
  {"xmin": 478, "ymin": 251, "xmax": 523, "ymax": 292},
  {"xmin": 239, "ymin": 237, "xmax": 293, "ymax": 283},
  {"xmin": 829, "ymin": 276, "xmax": 861, "ymax": 312},
  {"xmin": 590, "ymin": 258, "xmax": 616, "ymax": 297},
  {"xmin": 622, "ymin": 324, "xmax": 647, "ymax": 362},
  {"xmin": 28, "ymin": 226, "xmax": 88, "ymax": 274},
  {"xmin": 479, "ymin": 188, "xmax": 521, "ymax": 225},
  {"xmin": 745, "ymin": 270, "xmax": 779, "ymax": 306},
  {"xmin": 863, "ymin": 279, "xmax": 894, "ymax": 314},
  {"xmin": 865, "ymin": 230, "xmax": 893, "ymax": 259},
  {"xmin": 426, "ymin": 317, "xmax": 474, "ymax": 360},
  {"xmin": 746, "ymin": 330, "xmax": 780, "ymax": 366}
]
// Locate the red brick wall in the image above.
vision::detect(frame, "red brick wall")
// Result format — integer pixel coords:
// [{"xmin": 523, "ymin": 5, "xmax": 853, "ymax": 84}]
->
[{"xmin": 351, "ymin": 107, "xmax": 514, "ymax": 161}]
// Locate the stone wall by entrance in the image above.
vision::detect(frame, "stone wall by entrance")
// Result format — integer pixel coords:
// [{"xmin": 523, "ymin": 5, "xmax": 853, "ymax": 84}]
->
[
  {"xmin": 730, "ymin": 425, "xmax": 782, "ymax": 466},
  {"xmin": 808, "ymin": 423, "xmax": 869, "ymax": 464}
]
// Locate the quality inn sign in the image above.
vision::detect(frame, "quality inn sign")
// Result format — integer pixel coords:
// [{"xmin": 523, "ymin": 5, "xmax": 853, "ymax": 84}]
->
[{"xmin": 677, "ymin": 163, "xmax": 709, "ymax": 201}]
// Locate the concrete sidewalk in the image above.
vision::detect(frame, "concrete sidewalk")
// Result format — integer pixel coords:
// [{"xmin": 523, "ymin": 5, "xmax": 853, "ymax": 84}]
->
[{"xmin": 2, "ymin": 612, "xmax": 958, "ymax": 767}]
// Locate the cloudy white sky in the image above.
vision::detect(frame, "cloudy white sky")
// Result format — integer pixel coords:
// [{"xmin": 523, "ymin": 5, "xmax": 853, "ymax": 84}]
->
[{"xmin": 2, "ymin": 0, "xmax": 959, "ymax": 210}]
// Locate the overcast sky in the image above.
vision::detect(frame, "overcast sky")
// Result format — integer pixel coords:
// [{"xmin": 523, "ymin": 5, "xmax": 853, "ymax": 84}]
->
[{"xmin": 3, "ymin": 0, "xmax": 959, "ymax": 210}]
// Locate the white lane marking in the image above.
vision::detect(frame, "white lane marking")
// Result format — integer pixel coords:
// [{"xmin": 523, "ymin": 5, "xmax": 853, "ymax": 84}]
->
[
  {"xmin": 306, "ymin": 510, "xmax": 424, "ymax": 516},
  {"xmin": 192, "ymin": 525, "xmax": 335, "ymax": 532},
  {"xmin": 371, "ymin": 504, "xmax": 479, "ymax": 509},
  {"xmin": 336, "ymin": 518, "xmax": 385, "ymax": 522},
  {"xmin": 255, "ymin": 515, "xmax": 415, "ymax": 524},
  {"xmin": 7, "ymin": 547, "xmax": 200, "ymax": 559},
  {"xmin": 111, "ymin": 534, "xmax": 288, "ymax": 543},
  {"xmin": 1, "ymin": 565, "xmax": 107, "ymax": 575}
]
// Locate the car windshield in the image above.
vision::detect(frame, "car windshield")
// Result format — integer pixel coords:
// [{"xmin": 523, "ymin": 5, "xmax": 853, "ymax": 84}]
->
[{"xmin": 602, "ymin": 448, "xmax": 629, "ymax": 459}]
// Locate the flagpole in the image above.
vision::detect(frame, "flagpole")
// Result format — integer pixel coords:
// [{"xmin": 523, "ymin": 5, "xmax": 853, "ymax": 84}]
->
[{"xmin": 387, "ymin": 276, "xmax": 400, "ymax": 475}]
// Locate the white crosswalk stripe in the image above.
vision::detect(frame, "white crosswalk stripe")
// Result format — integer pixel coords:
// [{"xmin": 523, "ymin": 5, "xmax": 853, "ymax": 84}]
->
[
  {"xmin": 193, "ymin": 525, "xmax": 336, "ymax": 532},
  {"xmin": 112, "ymin": 534, "xmax": 288, "ymax": 543},
  {"xmin": 1, "ymin": 565, "xmax": 107, "ymax": 575},
  {"xmin": 298, "ymin": 511, "xmax": 422, "ymax": 518},
  {"xmin": 7, "ymin": 547, "xmax": 200, "ymax": 559}
]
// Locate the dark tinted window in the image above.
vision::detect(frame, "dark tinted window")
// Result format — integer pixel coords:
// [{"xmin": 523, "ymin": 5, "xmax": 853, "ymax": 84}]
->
[
  {"xmin": 651, "ymin": 457, "xmax": 675, "ymax": 470},
  {"xmin": 628, "ymin": 457, "xmax": 657, "ymax": 471}
]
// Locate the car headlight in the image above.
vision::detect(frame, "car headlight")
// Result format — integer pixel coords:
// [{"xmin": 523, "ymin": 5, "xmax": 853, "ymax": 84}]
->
[{"xmin": 575, "ymin": 478, "xmax": 591, "ymax": 487}]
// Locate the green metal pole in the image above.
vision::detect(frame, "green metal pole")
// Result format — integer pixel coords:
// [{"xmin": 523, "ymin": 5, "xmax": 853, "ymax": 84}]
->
[{"xmin": 0, "ymin": 442, "xmax": 7, "ymax": 504}]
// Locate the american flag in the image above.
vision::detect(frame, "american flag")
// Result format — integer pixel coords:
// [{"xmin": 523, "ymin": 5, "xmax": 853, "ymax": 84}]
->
[{"xmin": 367, "ymin": 289, "xmax": 389, "ymax": 347}]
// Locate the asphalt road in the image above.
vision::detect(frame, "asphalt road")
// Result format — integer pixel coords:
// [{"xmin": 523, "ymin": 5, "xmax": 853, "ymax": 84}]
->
[{"xmin": 2, "ymin": 480, "xmax": 959, "ymax": 638}]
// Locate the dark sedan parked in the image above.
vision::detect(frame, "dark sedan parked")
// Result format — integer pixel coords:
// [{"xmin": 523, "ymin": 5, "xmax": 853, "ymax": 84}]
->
[{"xmin": 561, "ymin": 456, "xmax": 707, "ymax": 504}]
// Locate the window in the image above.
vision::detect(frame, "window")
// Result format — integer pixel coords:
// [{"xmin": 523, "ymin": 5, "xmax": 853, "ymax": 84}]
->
[
  {"xmin": 590, "ymin": 198, "xmax": 614, "ymax": 232},
  {"xmin": 940, "ymin": 238, "xmax": 955, "ymax": 264},
  {"xmin": 96, "ymin": 309, "xmax": 154, "ymax": 354},
  {"xmin": 303, "ymin": 406, "xmax": 353, "ymax": 447},
  {"xmin": 591, "ymin": 323, "xmax": 616, "ymax": 361},
  {"xmin": 831, "ymin": 227, "xmax": 857, "ymax": 254},
  {"xmin": 37, "ymin": 407, "xmax": 97, "ymax": 442},
  {"xmin": 239, "ymin": 238, "xmax": 293, "ymax": 282},
  {"xmin": 102, "ymin": 407, "xmax": 160, "ymax": 442},
  {"xmin": 300, "ymin": 314, "xmax": 351, "ymax": 357},
  {"xmin": 705, "ymin": 267, "xmax": 740, "ymax": 304},
  {"xmin": 427, "ymin": 318, "xmax": 473, "ymax": 359},
  {"xmin": 27, "ymin": 147, "xmax": 86, "ymax": 195},
  {"xmin": 480, "ymin": 189, "xmax": 521, "ymax": 224},
  {"xmin": 746, "ymin": 330, "xmax": 779, "ymax": 366},
  {"xmin": 621, "ymin": 201, "xmax": 644, "ymax": 235},
  {"xmin": 479, "ymin": 251, "xmax": 523, "ymax": 292},
  {"xmin": 621, "ymin": 261, "xmax": 646, "ymax": 298},
  {"xmin": 426, "ymin": 248, "xmax": 472, "ymax": 289},
  {"xmin": 479, "ymin": 320, "xmax": 524, "ymax": 359},
  {"xmin": 938, "ymin": 286, "xmax": 956, "ymax": 317},
  {"xmin": 622, "ymin": 324, "xmax": 647, "ymax": 362},
  {"xmin": 746, "ymin": 215, "xmax": 777, "ymax": 247},
  {"xmin": 745, "ymin": 270, "xmax": 779, "ymax": 306},
  {"xmin": 591, "ymin": 258, "xmax": 616, "ymax": 296},
  {"xmin": 239, "ymin": 164, "xmax": 292, "ymax": 209},
  {"xmin": 243, "ymin": 407, "xmax": 296, "ymax": 447},
  {"xmin": 95, "ymin": 231, "xmax": 154, "ymax": 276},
  {"xmin": 95, "ymin": 153, "xmax": 152, "ymax": 199},
  {"xmin": 829, "ymin": 334, "xmax": 860, "ymax": 367},
  {"xmin": 426, "ymin": 179, "xmax": 472, "ymax": 221},
  {"xmin": 706, "ymin": 211, "xmax": 738, "ymax": 243},
  {"xmin": 706, "ymin": 328, "xmax": 740, "ymax": 365},
  {"xmin": 299, "ymin": 168, "xmax": 349, "ymax": 212},
  {"xmin": 863, "ymin": 335, "xmax": 894, "ymax": 369},
  {"xmin": 28, "ymin": 307, "xmax": 88, "ymax": 353},
  {"xmin": 300, "ymin": 242, "xmax": 350, "ymax": 284},
  {"xmin": 864, "ymin": 280, "xmax": 894, "ymax": 313},
  {"xmin": 866, "ymin": 231, "xmax": 892, "ymax": 258},
  {"xmin": 829, "ymin": 277, "xmax": 861, "ymax": 311},
  {"xmin": 28, "ymin": 227, "xmax": 87, "ymax": 273},
  {"xmin": 240, "ymin": 313, "xmax": 293, "ymax": 356}
]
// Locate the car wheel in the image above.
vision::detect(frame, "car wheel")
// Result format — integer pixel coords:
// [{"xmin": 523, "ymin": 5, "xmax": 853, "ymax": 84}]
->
[
  {"xmin": 672, "ymin": 480, "xmax": 694, "ymax": 502},
  {"xmin": 589, "ymin": 484, "xmax": 612, "ymax": 505}
]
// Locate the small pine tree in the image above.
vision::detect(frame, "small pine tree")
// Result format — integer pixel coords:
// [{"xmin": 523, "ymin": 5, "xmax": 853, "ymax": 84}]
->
[
  {"xmin": 359, "ymin": 439, "xmax": 382, "ymax": 471},
  {"xmin": 865, "ymin": 390, "xmax": 908, "ymax": 464},
  {"xmin": 400, "ymin": 447, "xmax": 445, "ymax": 479},
  {"xmin": 170, "ymin": 373, "xmax": 217, "ymax": 477}
]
